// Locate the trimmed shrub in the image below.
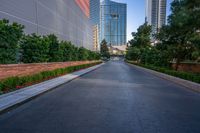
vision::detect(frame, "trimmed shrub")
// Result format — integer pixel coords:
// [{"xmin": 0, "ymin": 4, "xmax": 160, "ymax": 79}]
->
[
  {"xmin": 78, "ymin": 47, "xmax": 89, "ymax": 61},
  {"xmin": 46, "ymin": 34, "xmax": 63, "ymax": 62},
  {"xmin": 20, "ymin": 34, "xmax": 50, "ymax": 63},
  {"xmin": 0, "ymin": 19, "xmax": 24, "ymax": 64},
  {"xmin": 0, "ymin": 19, "xmax": 101, "ymax": 64},
  {"xmin": 60, "ymin": 41, "xmax": 74, "ymax": 61}
]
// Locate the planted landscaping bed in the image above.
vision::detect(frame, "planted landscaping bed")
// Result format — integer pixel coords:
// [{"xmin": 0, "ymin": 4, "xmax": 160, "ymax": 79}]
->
[
  {"xmin": 127, "ymin": 61, "xmax": 200, "ymax": 84},
  {"xmin": 0, "ymin": 61, "xmax": 100, "ymax": 80},
  {"xmin": 0, "ymin": 61, "xmax": 102, "ymax": 94}
]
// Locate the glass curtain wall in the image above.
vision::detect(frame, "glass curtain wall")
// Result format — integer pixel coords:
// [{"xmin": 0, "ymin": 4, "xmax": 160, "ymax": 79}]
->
[{"xmin": 100, "ymin": 0, "xmax": 127, "ymax": 46}]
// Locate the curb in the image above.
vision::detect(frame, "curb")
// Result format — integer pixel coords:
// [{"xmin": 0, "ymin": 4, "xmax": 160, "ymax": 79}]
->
[
  {"xmin": 0, "ymin": 63, "xmax": 104, "ymax": 114},
  {"xmin": 127, "ymin": 63, "xmax": 200, "ymax": 92}
]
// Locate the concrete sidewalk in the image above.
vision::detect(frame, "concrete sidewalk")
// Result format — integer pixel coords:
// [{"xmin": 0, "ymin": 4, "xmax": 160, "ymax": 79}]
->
[{"xmin": 0, "ymin": 63, "xmax": 104, "ymax": 113}]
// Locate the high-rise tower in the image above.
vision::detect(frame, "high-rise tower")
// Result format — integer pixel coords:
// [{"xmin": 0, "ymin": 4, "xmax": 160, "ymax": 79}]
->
[
  {"xmin": 90, "ymin": 0, "xmax": 100, "ymax": 26},
  {"xmin": 145, "ymin": 0, "xmax": 167, "ymax": 33},
  {"xmin": 100, "ymin": 0, "xmax": 127, "ymax": 46},
  {"xmin": 90, "ymin": 0, "xmax": 100, "ymax": 51}
]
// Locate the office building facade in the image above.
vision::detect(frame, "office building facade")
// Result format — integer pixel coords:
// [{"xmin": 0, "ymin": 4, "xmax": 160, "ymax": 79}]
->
[
  {"xmin": 90, "ymin": 0, "xmax": 100, "ymax": 51},
  {"xmin": 145, "ymin": 0, "xmax": 167, "ymax": 33},
  {"xmin": 0, "ymin": 0, "xmax": 93, "ymax": 50},
  {"xmin": 100, "ymin": 0, "xmax": 127, "ymax": 46},
  {"xmin": 90, "ymin": 0, "xmax": 100, "ymax": 26}
]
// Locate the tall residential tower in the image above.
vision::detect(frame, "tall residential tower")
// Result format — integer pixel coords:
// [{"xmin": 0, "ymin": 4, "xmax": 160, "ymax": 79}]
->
[
  {"xmin": 100, "ymin": 0, "xmax": 127, "ymax": 46},
  {"xmin": 145, "ymin": 0, "xmax": 167, "ymax": 33},
  {"xmin": 90, "ymin": 0, "xmax": 100, "ymax": 51}
]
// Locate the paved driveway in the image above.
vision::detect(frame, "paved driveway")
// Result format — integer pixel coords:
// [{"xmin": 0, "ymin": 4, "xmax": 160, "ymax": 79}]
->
[{"xmin": 0, "ymin": 61, "xmax": 200, "ymax": 133}]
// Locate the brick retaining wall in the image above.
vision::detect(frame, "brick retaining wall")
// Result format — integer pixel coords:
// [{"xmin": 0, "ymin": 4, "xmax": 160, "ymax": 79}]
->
[
  {"xmin": 171, "ymin": 63, "xmax": 200, "ymax": 73},
  {"xmin": 0, "ymin": 61, "xmax": 99, "ymax": 80}
]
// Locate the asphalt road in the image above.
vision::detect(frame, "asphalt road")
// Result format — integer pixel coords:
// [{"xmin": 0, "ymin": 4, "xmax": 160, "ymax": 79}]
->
[{"xmin": 0, "ymin": 60, "xmax": 200, "ymax": 133}]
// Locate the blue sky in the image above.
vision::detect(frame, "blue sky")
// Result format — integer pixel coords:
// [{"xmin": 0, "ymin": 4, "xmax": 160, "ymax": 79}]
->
[{"xmin": 101, "ymin": 0, "xmax": 173, "ymax": 41}]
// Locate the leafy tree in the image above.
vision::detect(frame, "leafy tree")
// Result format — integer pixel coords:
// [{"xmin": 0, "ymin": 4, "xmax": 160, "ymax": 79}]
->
[
  {"xmin": 0, "ymin": 19, "xmax": 24, "ymax": 64},
  {"xmin": 20, "ymin": 34, "xmax": 49, "ymax": 63},
  {"xmin": 139, "ymin": 47, "xmax": 170, "ymax": 67},
  {"xmin": 129, "ymin": 22, "xmax": 151, "ymax": 47},
  {"xmin": 125, "ymin": 46, "xmax": 141, "ymax": 61},
  {"xmin": 100, "ymin": 39, "xmax": 110, "ymax": 58},
  {"xmin": 184, "ymin": 0, "xmax": 200, "ymax": 30},
  {"xmin": 126, "ymin": 0, "xmax": 200, "ymax": 69},
  {"xmin": 126, "ymin": 23, "xmax": 152, "ymax": 63},
  {"xmin": 184, "ymin": 0, "xmax": 200, "ymax": 62},
  {"xmin": 158, "ymin": 0, "xmax": 199, "ymax": 70},
  {"xmin": 126, "ymin": 22, "xmax": 170, "ymax": 67}
]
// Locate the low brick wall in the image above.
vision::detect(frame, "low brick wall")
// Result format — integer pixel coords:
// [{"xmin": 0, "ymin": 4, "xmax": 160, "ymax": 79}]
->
[
  {"xmin": 171, "ymin": 63, "xmax": 200, "ymax": 73},
  {"xmin": 0, "ymin": 61, "xmax": 99, "ymax": 80}
]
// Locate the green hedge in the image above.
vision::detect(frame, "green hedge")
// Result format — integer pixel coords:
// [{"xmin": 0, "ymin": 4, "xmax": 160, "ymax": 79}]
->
[
  {"xmin": 0, "ymin": 19, "xmax": 101, "ymax": 64},
  {"xmin": 0, "ymin": 19, "xmax": 24, "ymax": 64},
  {"xmin": 20, "ymin": 34, "xmax": 101, "ymax": 63},
  {"xmin": 0, "ymin": 62, "xmax": 102, "ymax": 94},
  {"xmin": 127, "ymin": 61, "xmax": 200, "ymax": 84}
]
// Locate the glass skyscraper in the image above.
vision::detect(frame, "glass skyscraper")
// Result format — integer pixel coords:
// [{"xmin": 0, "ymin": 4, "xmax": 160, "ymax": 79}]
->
[
  {"xmin": 100, "ymin": 0, "xmax": 127, "ymax": 46},
  {"xmin": 90, "ymin": 0, "xmax": 100, "ymax": 26}
]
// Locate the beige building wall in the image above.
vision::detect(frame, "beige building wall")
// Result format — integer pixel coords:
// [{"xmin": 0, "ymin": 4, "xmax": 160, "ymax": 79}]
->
[{"xmin": 93, "ymin": 25, "xmax": 99, "ymax": 51}]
